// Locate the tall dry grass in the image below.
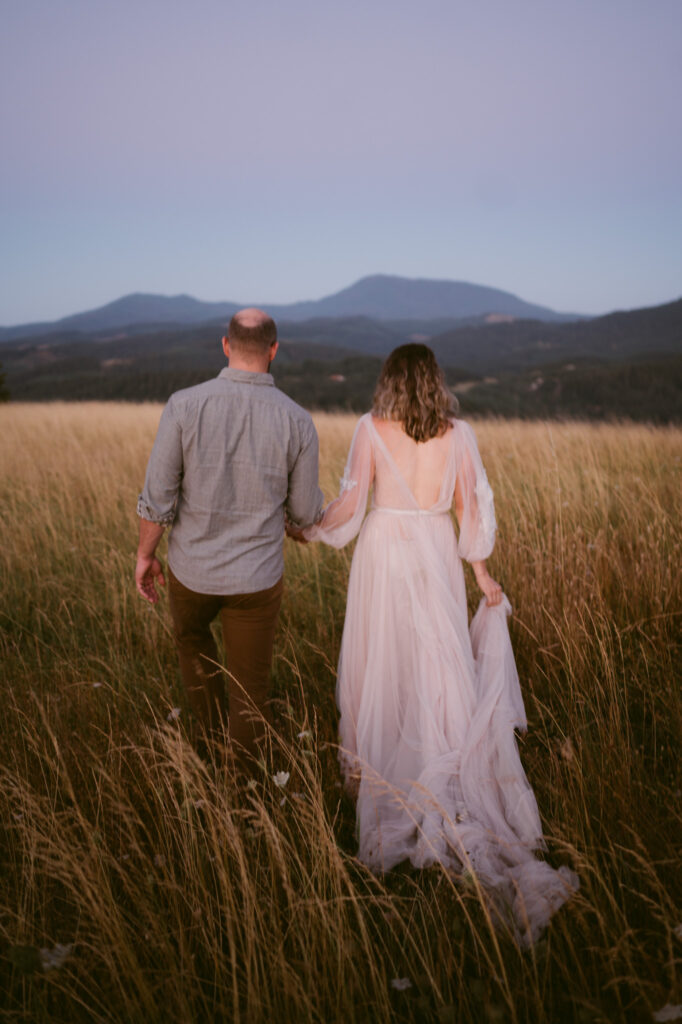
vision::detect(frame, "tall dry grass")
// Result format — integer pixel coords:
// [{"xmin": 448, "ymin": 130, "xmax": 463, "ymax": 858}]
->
[{"xmin": 0, "ymin": 402, "xmax": 680, "ymax": 1023}]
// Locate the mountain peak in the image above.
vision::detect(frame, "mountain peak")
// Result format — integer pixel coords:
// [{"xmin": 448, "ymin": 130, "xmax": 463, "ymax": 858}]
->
[
  {"xmin": 267, "ymin": 274, "xmax": 572, "ymax": 322},
  {"xmin": 0, "ymin": 274, "xmax": 579, "ymax": 342}
]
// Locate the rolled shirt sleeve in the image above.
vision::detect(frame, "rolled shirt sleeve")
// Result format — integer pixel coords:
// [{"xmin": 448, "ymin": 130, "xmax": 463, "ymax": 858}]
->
[
  {"xmin": 286, "ymin": 418, "xmax": 325, "ymax": 528},
  {"xmin": 137, "ymin": 398, "xmax": 183, "ymax": 525}
]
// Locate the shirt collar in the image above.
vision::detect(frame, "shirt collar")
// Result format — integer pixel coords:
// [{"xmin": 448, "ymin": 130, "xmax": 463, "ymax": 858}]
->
[{"xmin": 218, "ymin": 367, "xmax": 275, "ymax": 387}]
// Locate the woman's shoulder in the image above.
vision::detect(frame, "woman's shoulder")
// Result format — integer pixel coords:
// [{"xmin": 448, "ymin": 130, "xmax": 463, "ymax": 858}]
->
[
  {"xmin": 449, "ymin": 416, "xmax": 474, "ymax": 436},
  {"xmin": 449, "ymin": 418, "xmax": 482, "ymax": 456},
  {"xmin": 348, "ymin": 412, "xmax": 375, "ymax": 445}
]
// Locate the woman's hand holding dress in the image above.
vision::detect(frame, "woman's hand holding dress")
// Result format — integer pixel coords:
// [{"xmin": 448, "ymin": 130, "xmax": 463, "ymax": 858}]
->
[{"xmin": 473, "ymin": 565, "xmax": 503, "ymax": 606}]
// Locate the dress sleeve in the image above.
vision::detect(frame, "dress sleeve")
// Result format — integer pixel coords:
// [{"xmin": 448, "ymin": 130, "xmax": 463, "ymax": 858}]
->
[
  {"xmin": 455, "ymin": 420, "xmax": 497, "ymax": 562},
  {"xmin": 302, "ymin": 415, "xmax": 374, "ymax": 548}
]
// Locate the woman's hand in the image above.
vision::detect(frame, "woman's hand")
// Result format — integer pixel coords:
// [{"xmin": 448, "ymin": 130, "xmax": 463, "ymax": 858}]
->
[
  {"xmin": 474, "ymin": 566, "xmax": 503, "ymax": 606},
  {"xmin": 285, "ymin": 520, "xmax": 308, "ymax": 544}
]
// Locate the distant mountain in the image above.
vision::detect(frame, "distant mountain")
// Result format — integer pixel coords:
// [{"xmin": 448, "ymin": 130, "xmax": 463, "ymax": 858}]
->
[
  {"xmin": 0, "ymin": 293, "xmax": 241, "ymax": 342},
  {"xmin": 0, "ymin": 275, "xmax": 579, "ymax": 342},
  {"xmin": 268, "ymin": 274, "xmax": 578, "ymax": 322}
]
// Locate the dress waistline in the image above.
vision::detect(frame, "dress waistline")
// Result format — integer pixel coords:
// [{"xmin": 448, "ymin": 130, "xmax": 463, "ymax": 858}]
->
[{"xmin": 371, "ymin": 506, "xmax": 449, "ymax": 517}]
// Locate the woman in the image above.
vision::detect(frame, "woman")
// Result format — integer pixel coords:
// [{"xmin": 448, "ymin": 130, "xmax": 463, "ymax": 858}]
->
[{"xmin": 290, "ymin": 345, "xmax": 578, "ymax": 945}]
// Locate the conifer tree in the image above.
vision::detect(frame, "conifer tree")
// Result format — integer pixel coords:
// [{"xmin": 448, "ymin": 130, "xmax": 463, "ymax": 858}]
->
[{"xmin": 0, "ymin": 362, "xmax": 10, "ymax": 402}]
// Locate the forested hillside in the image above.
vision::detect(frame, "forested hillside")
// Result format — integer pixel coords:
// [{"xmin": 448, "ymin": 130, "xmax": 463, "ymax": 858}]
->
[{"xmin": 1, "ymin": 299, "xmax": 680, "ymax": 421}]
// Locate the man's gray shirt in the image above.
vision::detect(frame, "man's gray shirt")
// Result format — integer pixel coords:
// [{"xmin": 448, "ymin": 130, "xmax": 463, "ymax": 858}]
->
[{"xmin": 137, "ymin": 367, "xmax": 324, "ymax": 595}]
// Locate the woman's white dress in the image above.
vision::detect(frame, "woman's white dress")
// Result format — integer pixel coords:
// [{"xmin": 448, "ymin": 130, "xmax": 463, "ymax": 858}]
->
[{"xmin": 304, "ymin": 414, "xmax": 578, "ymax": 945}]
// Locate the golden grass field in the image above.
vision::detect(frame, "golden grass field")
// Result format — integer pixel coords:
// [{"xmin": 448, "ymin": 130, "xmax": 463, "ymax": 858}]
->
[{"xmin": 0, "ymin": 402, "xmax": 680, "ymax": 1024}]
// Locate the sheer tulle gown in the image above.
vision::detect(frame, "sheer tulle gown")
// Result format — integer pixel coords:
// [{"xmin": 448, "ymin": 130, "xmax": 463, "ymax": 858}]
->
[{"xmin": 304, "ymin": 414, "xmax": 578, "ymax": 945}]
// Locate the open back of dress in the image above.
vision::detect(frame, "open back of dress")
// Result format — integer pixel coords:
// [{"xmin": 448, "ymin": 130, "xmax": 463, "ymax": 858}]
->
[{"xmin": 305, "ymin": 414, "xmax": 578, "ymax": 946}]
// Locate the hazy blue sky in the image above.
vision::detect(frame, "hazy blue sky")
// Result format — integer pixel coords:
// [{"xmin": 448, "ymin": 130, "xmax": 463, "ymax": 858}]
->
[{"xmin": 1, "ymin": 0, "xmax": 681, "ymax": 323}]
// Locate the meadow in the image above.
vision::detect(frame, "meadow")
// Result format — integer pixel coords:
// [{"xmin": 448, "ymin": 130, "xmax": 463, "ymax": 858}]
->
[{"xmin": 0, "ymin": 402, "xmax": 680, "ymax": 1024}]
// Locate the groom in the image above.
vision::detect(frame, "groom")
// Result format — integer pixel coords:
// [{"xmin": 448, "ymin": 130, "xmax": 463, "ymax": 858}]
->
[{"xmin": 135, "ymin": 308, "xmax": 324, "ymax": 762}]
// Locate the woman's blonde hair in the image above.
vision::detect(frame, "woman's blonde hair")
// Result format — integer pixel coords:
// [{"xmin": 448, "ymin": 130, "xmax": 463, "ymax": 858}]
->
[{"xmin": 372, "ymin": 344, "xmax": 458, "ymax": 442}]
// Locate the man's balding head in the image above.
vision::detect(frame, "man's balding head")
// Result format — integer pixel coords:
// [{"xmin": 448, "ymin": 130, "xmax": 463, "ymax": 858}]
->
[{"xmin": 227, "ymin": 308, "xmax": 277, "ymax": 353}]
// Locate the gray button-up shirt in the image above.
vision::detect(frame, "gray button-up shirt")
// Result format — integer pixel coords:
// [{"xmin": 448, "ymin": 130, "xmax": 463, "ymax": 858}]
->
[{"xmin": 137, "ymin": 367, "xmax": 324, "ymax": 595}]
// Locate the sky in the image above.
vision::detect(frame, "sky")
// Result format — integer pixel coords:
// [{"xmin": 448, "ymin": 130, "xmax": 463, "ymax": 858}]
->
[{"xmin": 1, "ymin": 0, "xmax": 681, "ymax": 324}]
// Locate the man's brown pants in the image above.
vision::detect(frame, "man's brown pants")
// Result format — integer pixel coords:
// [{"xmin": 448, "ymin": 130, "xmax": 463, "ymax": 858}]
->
[{"xmin": 167, "ymin": 567, "xmax": 283, "ymax": 759}]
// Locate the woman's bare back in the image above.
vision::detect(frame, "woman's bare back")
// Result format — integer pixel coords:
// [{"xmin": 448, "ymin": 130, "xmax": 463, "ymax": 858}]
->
[{"xmin": 370, "ymin": 416, "xmax": 453, "ymax": 509}]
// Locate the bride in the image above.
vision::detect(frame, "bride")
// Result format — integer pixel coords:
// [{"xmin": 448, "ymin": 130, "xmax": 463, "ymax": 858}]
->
[{"xmin": 289, "ymin": 344, "xmax": 578, "ymax": 946}]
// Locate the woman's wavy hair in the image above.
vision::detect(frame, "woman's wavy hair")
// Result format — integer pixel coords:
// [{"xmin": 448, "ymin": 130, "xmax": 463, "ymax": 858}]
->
[{"xmin": 372, "ymin": 344, "xmax": 459, "ymax": 442}]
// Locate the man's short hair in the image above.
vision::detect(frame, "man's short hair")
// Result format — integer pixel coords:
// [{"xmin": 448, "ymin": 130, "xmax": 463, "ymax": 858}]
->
[{"xmin": 228, "ymin": 311, "xmax": 277, "ymax": 353}]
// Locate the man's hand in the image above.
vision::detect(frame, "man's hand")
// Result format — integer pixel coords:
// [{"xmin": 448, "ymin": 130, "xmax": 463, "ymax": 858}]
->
[
  {"xmin": 135, "ymin": 554, "xmax": 166, "ymax": 604},
  {"xmin": 136, "ymin": 518, "xmax": 167, "ymax": 602},
  {"xmin": 285, "ymin": 520, "xmax": 308, "ymax": 544}
]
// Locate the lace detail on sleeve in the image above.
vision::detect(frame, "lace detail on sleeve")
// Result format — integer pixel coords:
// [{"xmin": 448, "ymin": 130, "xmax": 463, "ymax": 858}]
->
[{"xmin": 339, "ymin": 474, "xmax": 358, "ymax": 494}]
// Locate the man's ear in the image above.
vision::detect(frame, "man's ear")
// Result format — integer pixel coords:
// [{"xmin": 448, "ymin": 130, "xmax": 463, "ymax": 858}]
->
[
  {"xmin": 269, "ymin": 340, "xmax": 279, "ymax": 363},
  {"xmin": 222, "ymin": 336, "xmax": 230, "ymax": 359}
]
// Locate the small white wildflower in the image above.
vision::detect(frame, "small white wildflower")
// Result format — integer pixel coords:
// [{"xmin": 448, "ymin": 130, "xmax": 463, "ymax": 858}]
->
[
  {"xmin": 297, "ymin": 730, "xmax": 311, "ymax": 740},
  {"xmin": 12, "ymin": 811, "xmax": 23, "ymax": 821},
  {"xmin": 153, "ymin": 854, "xmax": 166, "ymax": 868},
  {"xmin": 246, "ymin": 778, "xmax": 258, "ymax": 791},
  {"xmin": 167, "ymin": 707, "xmax": 181, "ymax": 722},
  {"xmin": 559, "ymin": 737, "xmax": 575, "ymax": 762},
  {"xmin": 653, "ymin": 1006, "xmax": 682, "ymax": 1022},
  {"xmin": 193, "ymin": 799, "xmax": 206, "ymax": 810},
  {"xmin": 121, "ymin": 854, "xmax": 130, "ymax": 861},
  {"xmin": 390, "ymin": 977, "xmax": 412, "ymax": 991},
  {"xmin": 674, "ymin": 923, "xmax": 682, "ymax": 940},
  {"xmin": 272, "ymin": 771, "xmax": 290, "ymax": 788},
  {"xmin": 279, "ymin": 796, "xmax": 286, "ymax": 807},
  {"xmin": 292, "ymin": 792, "xmax": 306, "ymax": 801},
  {"xmin": 92, "ymin": 682, "xmax": 103, "ymax": 689},
  {"xmin": 39, "ymin": 943, "xmax": 73, "ymax": 972}
]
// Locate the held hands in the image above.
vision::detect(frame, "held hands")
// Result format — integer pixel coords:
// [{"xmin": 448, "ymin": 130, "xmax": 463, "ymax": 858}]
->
[
  {"xmin": 474, "ymin": 567, "xmax": 503, "ymax": 607},
  {"xmin": 285, "ymin": 519, "xmax": 308, "ymax": 544},
  {"xmin": 135, "ymin": 554, "xmax": 166, "ymax": 604}
]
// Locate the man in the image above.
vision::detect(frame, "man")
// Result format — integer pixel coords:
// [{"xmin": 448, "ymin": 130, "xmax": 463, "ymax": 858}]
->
[{"xmin": 135, "ymin": 308, "xmax": 323, "ymax": 763}]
